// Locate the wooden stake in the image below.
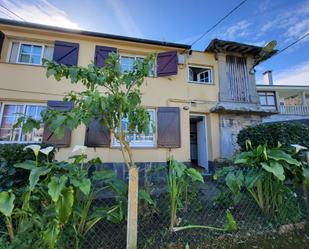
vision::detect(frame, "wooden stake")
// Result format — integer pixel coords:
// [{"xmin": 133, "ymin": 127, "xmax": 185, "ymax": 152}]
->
[{"xmin": 126, "ymin": 166, "xmax": 139, "ymax": 249}]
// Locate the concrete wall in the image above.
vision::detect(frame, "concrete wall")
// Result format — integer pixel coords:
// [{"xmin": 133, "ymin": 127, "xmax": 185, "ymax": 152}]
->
[
  {"xmin": 0, "ymin": 24, "xmax": 221, "ymax": 163},
  {"xmin": 219, "ymin": 113, "xmax": 261, "ymax": 158}
]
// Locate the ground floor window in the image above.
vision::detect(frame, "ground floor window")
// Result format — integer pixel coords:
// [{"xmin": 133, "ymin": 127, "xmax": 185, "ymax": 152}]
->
[
  {"xmin": 0, "ymin": 102, "xmax": 46, "ymax": 143},
  {"xmin": 112, "ymin": 109, "xmax": 156, "ymax": 147}
]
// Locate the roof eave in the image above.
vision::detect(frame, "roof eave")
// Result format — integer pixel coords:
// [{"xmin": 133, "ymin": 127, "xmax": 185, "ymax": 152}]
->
[{"xmin": 0, "ymin": 18, "xmax": 191, "ymax": 49}]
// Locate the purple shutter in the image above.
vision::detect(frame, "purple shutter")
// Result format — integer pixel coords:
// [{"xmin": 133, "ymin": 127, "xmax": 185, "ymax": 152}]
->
[
  {"xmin": 43, "ymin": 101, "xmax": 73, "ymax": 147},
  {"xmin": 84, "ymin": 119, "xmax": 110, "ymax": 147},
  {"xmin": 157, "ymin": 107, "xmax": 181, "ymax": 148},
  {"xmin": 53, "ymin": 41, "xmax": 79, "ymax": 66},
  {"xmin": 94, "ymin": 46, "xmax": 117, "ymax": 68},
  {"xmin": 0, "ymin": 31, "xmax": 4, "ymax": 58},
  {"xmin": 157, "ymin": 51, "xmax": 178, "ymax": 77}
]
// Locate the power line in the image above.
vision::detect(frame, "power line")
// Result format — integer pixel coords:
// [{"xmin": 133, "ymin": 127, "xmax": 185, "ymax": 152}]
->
[
  {"xmin": 0, "ymin": 87, "xmax": 64, "ymax": 97},
  {"xmin": 0, "ymin": 3, "xmax": 26, "ymax": 22},
  {"xmin": 275, "ymin": 33, "xmax": 309, "ymax": 56},
  {"xmin": 190, "ymin": 0, "xmax": 249, "ymax": 47},
  {"xmin": 0, "ymin": 8, "xmax": 13, "ymax": 19}
]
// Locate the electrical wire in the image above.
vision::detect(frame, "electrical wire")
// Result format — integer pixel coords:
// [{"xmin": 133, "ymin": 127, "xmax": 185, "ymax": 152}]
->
[
  {"xmin": 0, "ymin": 8, "xmax": 13, "ymax": 19},
  {"xmin": 190, "ymin": 0, "xmax": 249, "ymax": 47},
  {"xmin": 275, "ymin": 33, "xmax": 309, "ymax": 56},
  {"xmin": 0, "ymin": 87, "xmax": 64, "ymax": 97},
  {"xmin": 0, "ymin": 3, "xmax": 26, "ymax": 22}
]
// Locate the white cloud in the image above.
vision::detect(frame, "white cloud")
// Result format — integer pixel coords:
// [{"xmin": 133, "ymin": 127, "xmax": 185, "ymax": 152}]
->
[
  {"xmin": 106, "ymin": 0, "xmax": 143, "ymax": 38},
  {"xmin": 0, "ymin": 0, "xmax": 80, "ymax": 29},
  {"xmin": 273, "ymin": 61, "xmax": 309, "ymax": 86},
  {"xmin": 216, "ymin": 20, "xmax": 252, "ymax": 41}
]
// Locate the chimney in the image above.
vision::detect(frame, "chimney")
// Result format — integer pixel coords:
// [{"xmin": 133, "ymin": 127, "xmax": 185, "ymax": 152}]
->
[{"xmin": 263, "ymin": 70, "xmax": 273, "ymax": 85}]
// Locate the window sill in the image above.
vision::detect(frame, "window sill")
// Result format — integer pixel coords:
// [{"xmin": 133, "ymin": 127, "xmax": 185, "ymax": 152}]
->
[
  {"xmin": 188, "ymin": 81, "xmax": 215, "ymax": 85},
  {"xmin": 2, "ymin": 62, "xmax": 45, "ymax": 68},
  {"xmin": 111, "ymin": 145, "xmax": 157, "ymax": 149}
]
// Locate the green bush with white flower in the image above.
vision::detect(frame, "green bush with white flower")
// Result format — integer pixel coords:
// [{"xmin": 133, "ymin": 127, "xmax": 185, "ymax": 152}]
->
[
  {"xmin": 214, "ymin": 141, "xmax": 309, "ymax": 224},
  {"xmin": 0, "ymin": 144, "xmax": 130, "ymax": 249}
]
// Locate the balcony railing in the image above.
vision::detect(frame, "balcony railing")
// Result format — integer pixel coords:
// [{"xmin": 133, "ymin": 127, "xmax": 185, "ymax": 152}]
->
[{"xmin": 279, "ymin": 105, "xmax": 309, "ymax": 116}]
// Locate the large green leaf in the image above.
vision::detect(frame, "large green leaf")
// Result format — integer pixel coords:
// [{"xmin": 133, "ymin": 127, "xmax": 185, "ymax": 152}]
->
[
  {"xmin": 14, "ymin": 160, "xmax": 36, "ymax": 170},
  {"xmin": 267, "ymin": 150, "xmax": 301, "ymax": 166},
  {"xmin": 224, "ymin": 211, "xmax": 238, "ymax": 232},
  {"xmin": 185, "ymin": 168, "xmax": 204, "ymax": 183},
  {"xmin": 48, "ymin": 175, "xmax": 67, "ymax": 202},
  {"xmin": 71, "ymin": 177, "xmax": 91, "ymax": 195},
  {"xmin": 43, "ymin": 220, "xmax": 60, "ymax": 249},
  {"xmin": 261, "ymin": 162, "xmax": 285, "ymax": 181},
  {"xmin": 29, "ymin": 166, "xmax": 51, "ymax": 190},
  {"xmin": 0, "ymin": 191, "xmax": 15, "ymax": 217},
  {"xmin": 138, "ymin": 189, "xmax": 155, "ymax": 205},
  {"xmin": 173, "ymin": 161, "xmax": 186, "ymax": 177},
  {"xmin": 303, "ymin": 168, "xmax": 309, "ymax": 187},
  {"xmin": 56, "ymin": 186, "xmax": 74, "ymax": 224},
  {"xmin": 93, "ymin": 169, "xmax": 115, "ymax": 181},
  {"xmin": 225, "ymin": 171, "xmax": 244, "ymax": 197}
]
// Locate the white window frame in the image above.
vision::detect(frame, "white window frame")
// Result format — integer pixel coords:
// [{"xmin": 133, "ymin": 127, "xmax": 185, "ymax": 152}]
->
[
  {"xmin": 120, "ymin": 54, "xmax": 156, "ymax": 77},
  {"xmin": 188, "ymin": 65, "xmax": 213, "ymax": 84},
  {"xmin": 112, "ymin": 108, "xmax": 156, "ymax": 148},
  {"xmin": 7, "ymin": 40, "xmax": 52, "ymax": 66},
  {"xmin": 0, "ymin": 102, "xmax": 46, "ymax": 144}
]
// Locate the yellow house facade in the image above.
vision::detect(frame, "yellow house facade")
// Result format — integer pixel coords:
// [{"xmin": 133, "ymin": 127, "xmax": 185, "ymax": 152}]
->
[{"xmin": 0, "ymin": 19, "xmax": 222, "ymax": 172}]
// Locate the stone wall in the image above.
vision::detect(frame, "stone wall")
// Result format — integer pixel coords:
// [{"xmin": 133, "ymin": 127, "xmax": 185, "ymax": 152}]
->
[{"xmin": 220, "ymin": 114, "xmax": 261, "ymax": 158}]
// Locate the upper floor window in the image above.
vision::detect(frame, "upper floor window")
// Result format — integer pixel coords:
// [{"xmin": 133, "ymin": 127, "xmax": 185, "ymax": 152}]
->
[
  {"xmin": 112, "ymin": 109, "xmax": 156, "ymax": 148},
  {"xmin": 120, "ymin": 55, "xmax": 155, "ymax": 77},
  {"xmin": 188, "ymin": 66, "xmax": 212, "ymax": 84},
  {"xmin": 8, "ymin": 41, "xmax": 54, "ymax": 65},
  {"xmin": 0, "ymin": 102, "xmax": 46, "ymax": 143},
  {"xmin": 258, "ymin": 92, "xmax": 276, "ymax": 107}
]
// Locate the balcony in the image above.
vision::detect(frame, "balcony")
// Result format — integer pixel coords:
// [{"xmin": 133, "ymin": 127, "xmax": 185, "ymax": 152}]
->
[{"xmin": 279, "ymin": 105, "xmax": 309, "ymax": 116}]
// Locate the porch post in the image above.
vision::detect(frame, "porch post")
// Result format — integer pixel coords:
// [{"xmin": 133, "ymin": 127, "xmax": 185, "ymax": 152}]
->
[
  {"xmin": 301, "ymin": 91, "xmax": 307, "ymax": 106},
  {"xmin": 126, "ymin": 166, "xmax": 139, "ymax": 249}
]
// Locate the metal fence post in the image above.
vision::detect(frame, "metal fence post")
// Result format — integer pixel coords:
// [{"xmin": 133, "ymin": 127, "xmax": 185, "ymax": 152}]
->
[{"xmin": 126, "ymin": 166, "xmax": 139, "ymax": 249}]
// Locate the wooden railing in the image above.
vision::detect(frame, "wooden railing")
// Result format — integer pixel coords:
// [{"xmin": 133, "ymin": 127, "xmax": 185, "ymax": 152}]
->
[{"xmin": 279, "ymin": 105, "xmax": 309, "ymax": 116}]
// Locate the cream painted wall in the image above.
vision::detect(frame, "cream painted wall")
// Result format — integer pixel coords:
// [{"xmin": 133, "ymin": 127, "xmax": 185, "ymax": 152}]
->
[{"xmin": 0, "ymin": 24, "xmax": 220, "ymax": 163}]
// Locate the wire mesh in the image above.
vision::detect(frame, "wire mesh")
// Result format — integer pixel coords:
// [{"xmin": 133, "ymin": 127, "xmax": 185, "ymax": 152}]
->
[{"xmin": 0, "ymin": 165, "xmax": 308, "ymax": 249}]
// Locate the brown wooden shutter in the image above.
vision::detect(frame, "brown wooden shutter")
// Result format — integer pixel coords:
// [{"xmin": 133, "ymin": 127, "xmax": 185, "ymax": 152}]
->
[
  {"xmin": 157, "ymin": 107, "xmax": 181, "ymax": 148},
  {"xmin": 94, "ymin": 46, "xmax": 117, "ymax": 68},
  {"xmin": 0, "ymin": 31, "xmax": 4, "ymax": 58},
  {"xmin": 53, "ymin": 41, "xmax": 79, "ymax": 66},
  {"xmin": 157, "ymin": 51, "xmax": 178, "ymax": 77},
  {"xmin": 43, "ymin": 101, "xmax": 73, "ymax": 147},
  {"xmin": 84, "ymin": 119, "xmax": 110, "ymax": 147}
]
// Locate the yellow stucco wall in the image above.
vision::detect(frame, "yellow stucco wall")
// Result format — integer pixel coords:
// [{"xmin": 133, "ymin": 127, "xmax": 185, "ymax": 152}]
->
[{"xmin": 0, "ymin": 24, "xmax": 220, "ymax": 163}]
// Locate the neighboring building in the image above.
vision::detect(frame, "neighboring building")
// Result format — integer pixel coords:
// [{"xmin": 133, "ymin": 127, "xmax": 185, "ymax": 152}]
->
[
  {"xmin": 0, "ymin": 19, "xmax": 275, "ymax": 173},
  {"xmin": 257, "ymin": 70, "xmax": 309, "ymax": 123}
]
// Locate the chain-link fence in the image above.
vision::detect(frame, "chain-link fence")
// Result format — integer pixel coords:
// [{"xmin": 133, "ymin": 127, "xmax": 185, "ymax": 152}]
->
[
  {"xmin": 1, "ymin": 164, "xmax": 308, "ymax": 249},
  {"xmin": 80, "ymin": 164, "xmax": 309, "ymax": 249}
]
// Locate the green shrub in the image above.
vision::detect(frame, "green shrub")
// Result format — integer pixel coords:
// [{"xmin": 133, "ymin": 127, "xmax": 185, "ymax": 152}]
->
[
  {"xmin": 237, "ymin": 122, "xmax": 309, "ymax": 151},
  {"xmin": 0, "ymin": 144, "xmax": 54, "ymax": 191}
]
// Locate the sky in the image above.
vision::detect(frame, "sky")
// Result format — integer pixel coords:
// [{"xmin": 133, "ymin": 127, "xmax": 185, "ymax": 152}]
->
[{"xmin": 0, "ymin": 0, "xmax": 308, "ymax": 86}]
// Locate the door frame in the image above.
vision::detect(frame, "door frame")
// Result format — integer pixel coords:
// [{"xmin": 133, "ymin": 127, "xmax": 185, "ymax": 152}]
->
[{"xmin": 189, "ymin": 113, "xmax": 209, "ymax": 172}]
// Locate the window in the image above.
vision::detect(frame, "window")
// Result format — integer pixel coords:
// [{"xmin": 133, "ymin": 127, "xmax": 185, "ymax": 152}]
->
[
  {"xmin": 188, "ymin": 66, "xmax": 212, "ymax": 84},
  {"xmin": 258, "ymin": 92, "xmax": 276, "ymax": 107},
  {"xmin": 120, "ymin": 55, "xmax": 155, "ymax": 76},
  {"xmin": 112, "ymin": 109, "xmax": 156, "ymax": 147},
  {"xmin": 8, "ymin": 41, "xmax": 54, "ymax": 65},
  {"xmin": 0, "ymin": 103, "xmax": 46, "ymax": 143}
]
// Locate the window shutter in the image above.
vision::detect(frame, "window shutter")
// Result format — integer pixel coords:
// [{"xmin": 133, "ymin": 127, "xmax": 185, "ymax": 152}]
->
[
  {"xmin": 0, "ymin": 31, "xmax": 4, "ymax": 58},
  {"xmin": 43, "ymin": 101, "xmax": 73, "ymax": 147},
  {"xmin": 157, "ymin": 51, "xmax": 178, "ymax": 77},
  {"xmin": 84, "ymin": 119, "xmax": 110, "ymax": 147},
  {"xmin": 94, "ymin": 46, "xmax": 117, "ymax": 68},
  {"xmin": 53, "ymin": 41, "xmax": 79, "ymax": 66},
  {"xmin": 157, "ymin": 107, "xmax": 181, "ymax": 148}
]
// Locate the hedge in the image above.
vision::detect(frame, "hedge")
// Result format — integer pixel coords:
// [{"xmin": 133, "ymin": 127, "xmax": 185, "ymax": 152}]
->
[
  {"xmin": 237, "ymin": 122, "xmax": 309, "ymax": 151},
  {"xmin": 0, "ymin": 143, "xmax": 55, "ymax": 191}
]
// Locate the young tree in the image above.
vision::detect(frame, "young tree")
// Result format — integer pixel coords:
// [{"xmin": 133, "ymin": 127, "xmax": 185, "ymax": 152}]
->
[{"xmin": 21, "ymin": 53, "xmax": 155, "ymax": 249}]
